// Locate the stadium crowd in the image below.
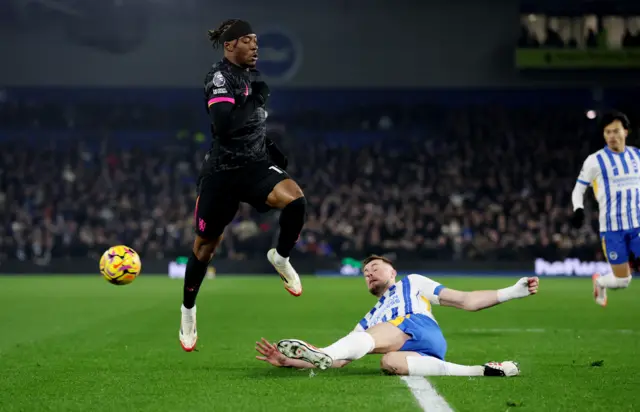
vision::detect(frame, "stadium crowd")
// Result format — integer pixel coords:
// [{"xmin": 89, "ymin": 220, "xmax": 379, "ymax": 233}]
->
[
  {"xmin": 518, "ymin": 14, "xmax": 640, "ymax": 48},
  {"xmin": 1, "ymin": 99, "xmax": 636, "ymax": 265}
]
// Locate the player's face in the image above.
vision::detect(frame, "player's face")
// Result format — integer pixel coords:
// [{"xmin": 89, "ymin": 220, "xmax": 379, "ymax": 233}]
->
[
  {"xmin": 363, "ymin": 260, "xmax": 396, "ymax": 297},
  {"xmin": 603, "ymin": 119, "xmax": 628, "ymax": 152},
  {"xmin": 231, "ymin": 34, "xmax": 258, "ymax": 68}
]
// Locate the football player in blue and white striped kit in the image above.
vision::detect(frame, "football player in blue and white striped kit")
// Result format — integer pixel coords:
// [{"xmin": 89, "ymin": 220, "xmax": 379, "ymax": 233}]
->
[
  {"xmin": 571, "ymin": 111, "xmax": 635, "ymax": 306},
  {"xmin": 255, "ymin": 255, "xmax": 538, "ymax": 377}
]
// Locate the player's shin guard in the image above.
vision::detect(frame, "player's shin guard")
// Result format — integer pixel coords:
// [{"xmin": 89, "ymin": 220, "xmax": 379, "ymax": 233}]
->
[
  {"xmin": 276, "ymin": 197, "xmax": 306, "ymax": 258},
  {"xmin": 596, "ymin": 273, "xmax": 632, "ymax": 289},
  {"xmin": 183, "ymin": 252, "xmax": 209, "ymax": 309},
  {"xmin": 321, "ymin": 332, "xmax": 375, "ymax": 361},
  {"xmin": 406, "ymin": 356, "xmax": 485, "ymax": 376}
]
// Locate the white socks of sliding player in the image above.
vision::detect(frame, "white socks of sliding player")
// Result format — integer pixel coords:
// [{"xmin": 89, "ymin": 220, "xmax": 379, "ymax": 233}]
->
[
  {"xmin": 406, "ymin": 356, "xmax": 484, "ymax": 376},
  {"xmin": 321, "ymin": 332, "xmax": 376, "ymax": 361},
  {"xmin": 319, "ymin": 331, "xmax": 490, "ymax": 377}
]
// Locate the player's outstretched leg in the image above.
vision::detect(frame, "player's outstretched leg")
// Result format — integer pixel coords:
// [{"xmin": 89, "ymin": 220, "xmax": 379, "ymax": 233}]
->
[
  {"xmin": 381, "ymin": 352, "xmax": 520, "ymax": 377},
  {"xmin": 180, "ymin": 234, "xmax": 223, "ymax": 351},
  {"xmin": 277, "ymin": 339, "xmax": 334, "ymax": 370},
  {"xmin": 277, "ymin": 323, "xmax": 398, "ymax": 370},
  {"xmin": 265, "ymin": 179, "xmax": 305, "ymax": 296}
]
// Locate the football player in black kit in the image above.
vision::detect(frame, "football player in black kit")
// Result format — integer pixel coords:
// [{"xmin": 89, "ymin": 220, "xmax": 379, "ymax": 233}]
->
[{"xmin": 179, "ymin": 19, "xmax": 306, "ymax": 351}]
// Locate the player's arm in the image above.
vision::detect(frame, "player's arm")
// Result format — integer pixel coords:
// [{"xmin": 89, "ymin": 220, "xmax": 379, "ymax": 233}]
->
[
  {"xmin": 408, "ymin": 274, "xmax": 538, "ymax": 312},
  {"xmin": 206, "ymin": 73, "xmax": 266, "ymax": 136},
  {"xmin": 438, "ymin": 278, "xmax": 538, "ymax": 311},
  {"xmin": 571, "ymin": 155, "xmax": 597, "ymax": 228},
  {"xmin": 265, "ymin": 137, "xmax": 288, "ymax": 169}
]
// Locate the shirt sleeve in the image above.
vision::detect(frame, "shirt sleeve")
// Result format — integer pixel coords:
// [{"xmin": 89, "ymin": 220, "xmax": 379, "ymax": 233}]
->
[
  {"xmin": 205, "ymin": 71, "xmax": 261, "ymax": 136},
  {"xmin": 406, "ymin": 274, "xmax": 445, "ymax": 305},
  {"xmin": 576, "ymin": 155, "xmax": 598, "ymax": 187},
  {"xmin": 205, "ymin": 71, "xmax": 236, "ymax": 109},
  {"xmin": 573, "ymin": 155, "xmax": 599, "ymax": 211}
]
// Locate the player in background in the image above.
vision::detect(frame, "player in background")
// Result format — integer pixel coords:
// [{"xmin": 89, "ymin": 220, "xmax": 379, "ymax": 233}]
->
[
  {"xmin": 571, "ymin": 111, "xmax": 636, "ymax": 307},
  {"xmin": 180, "ymin": 19, "xmax": 307, "ymax": 351},
  {"xmin": 255, "ymin": 255, "xmax": 539, "ymax": 377}
]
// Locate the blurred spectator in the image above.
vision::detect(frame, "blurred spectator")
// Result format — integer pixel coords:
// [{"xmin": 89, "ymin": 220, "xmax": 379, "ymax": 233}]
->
[{"xmin": 1, "ymin": 98, "xmax": 634, "ymax": 264}]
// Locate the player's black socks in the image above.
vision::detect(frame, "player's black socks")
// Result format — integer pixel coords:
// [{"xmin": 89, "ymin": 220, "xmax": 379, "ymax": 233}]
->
[
  {"xmin": 183, "ymin": 252, "xmax": 209, "ymax": 309},
  {"xmin": 276, "ymin": 197, "xmax": 307, "ymax": 258}
]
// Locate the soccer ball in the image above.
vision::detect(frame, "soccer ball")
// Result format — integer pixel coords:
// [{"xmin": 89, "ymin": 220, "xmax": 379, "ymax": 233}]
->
[{"xmin": 100, "ymin": 245, "xmax": 142, "ymax": 285}]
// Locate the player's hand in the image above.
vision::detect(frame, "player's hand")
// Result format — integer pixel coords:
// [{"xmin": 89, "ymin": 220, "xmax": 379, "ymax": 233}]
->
[
  {"xmin": 266, "ymin": 138, "xmax": 288, "ymax": 170},
  {"xmin": 513, "ymin": 277, "xmax": 539, "ymax": 297},
  {"xmin": 251, "ymin": 81, "xmax": 270, "ymax": 106},
  {"xmin": 255, "ymin": 337, "xmax": 289, "ymax": 367},
  {"xmin": 571, "ymin": 208, "xmax": 585, "ymax": 229},
  {"xmin": 509, "ymin": 276, "xmax": 540, "ymax": 299}
]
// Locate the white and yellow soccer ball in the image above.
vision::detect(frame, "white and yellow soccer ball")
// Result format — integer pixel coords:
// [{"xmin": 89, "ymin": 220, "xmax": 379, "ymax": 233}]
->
[{"xmin": 99, "ymin": 245, "xmax": 142, "ymax": 285}]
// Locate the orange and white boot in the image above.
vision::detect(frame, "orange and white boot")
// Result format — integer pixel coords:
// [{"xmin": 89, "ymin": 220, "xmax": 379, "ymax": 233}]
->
[
  {"xmin": 179, "ymin": 304, "xmax": 198, "ymax": 351},
  {"xmin": 267, "ymin": 248, "xmax": 302, "ymax": 296},
  {"xmin": 592, "ymin": 273, "xmax": 608, "ymax": 307}
]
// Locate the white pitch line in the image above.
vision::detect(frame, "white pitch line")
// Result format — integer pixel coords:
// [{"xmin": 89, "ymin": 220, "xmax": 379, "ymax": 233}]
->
[
  {"xmin": 400, "ymin": 328, "xmax": 639, "ymax": 411},
  {"xmin": 400, "ymin": 376, "xmax": 454, "ymax": 412}
]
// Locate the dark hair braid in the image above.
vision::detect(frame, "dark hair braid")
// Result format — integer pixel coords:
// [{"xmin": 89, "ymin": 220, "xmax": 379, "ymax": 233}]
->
[{"xmin": 207, "ymin": 19, "xmax": 239, "ymax": 49}]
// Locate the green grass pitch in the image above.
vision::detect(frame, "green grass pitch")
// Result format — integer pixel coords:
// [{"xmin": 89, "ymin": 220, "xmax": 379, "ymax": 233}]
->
[{"xmin": 1, "ymin": 275, "xmax": 639, "ymax": 412}]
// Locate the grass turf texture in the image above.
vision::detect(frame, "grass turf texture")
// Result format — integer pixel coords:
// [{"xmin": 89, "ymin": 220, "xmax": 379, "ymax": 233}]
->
[{"xmin": 0, "ymin": 275, "xmax": 639, "ymax": 412}]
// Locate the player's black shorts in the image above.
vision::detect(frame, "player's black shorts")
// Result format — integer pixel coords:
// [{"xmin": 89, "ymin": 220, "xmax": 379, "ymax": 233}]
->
[{"xmin": 194, "ymin": 160, "xmax": 290, "ymax": 239}]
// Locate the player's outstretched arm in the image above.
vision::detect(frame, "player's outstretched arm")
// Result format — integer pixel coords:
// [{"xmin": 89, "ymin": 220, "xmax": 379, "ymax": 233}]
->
[
  {"xmin": 570, "ymin": 155, "xmax": 597, "ymax": 228},
  {"xmin": 438, "ymin": 277, "xmax": 539, "ymax": 311},
  {"xmin": 255, "ymin": 338, "xmax": 350, "ymax": 369}
]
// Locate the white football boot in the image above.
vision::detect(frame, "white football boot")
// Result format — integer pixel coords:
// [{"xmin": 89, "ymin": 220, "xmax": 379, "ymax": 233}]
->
[
  {"xmin": 592, "ymin": 273, "xmax": 607, "ymax": 307},
  {"xmin": 483, "ymin": 361, "xmax": 520, "ymax": 377},
  {"xmin": 267, "ymin": 248, "xmax": 302, "ymax": 296},
  {"xmin": 179, "ymin": 304, "xmax": 198, "ymax": 352},
  {"xmin": 277, "ymin": 339, "xmax": 333, "ymax": 370}
]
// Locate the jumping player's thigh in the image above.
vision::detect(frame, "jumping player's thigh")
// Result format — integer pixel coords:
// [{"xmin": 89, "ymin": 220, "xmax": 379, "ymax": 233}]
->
[
  {"xmin": 195, "ymin": 173, "xmax": 240, "ymax": 241},
  {"xmin": 239, "ymin": 162, "xmax": 300, "ymax": 212},
  {"xmin": 380, "ymin": 351, "xmax": 422, "ymax": 375},
  {"xmin": 601, "ymin": 231, "xmax": 631, "ymax": 278},
  {"xmin": 365, "ymin": 322, "xmax": 411, "ymax": 354},
  {"xmin": 266, "ymin": 179, "xmax": 304, "ymax": 209}
]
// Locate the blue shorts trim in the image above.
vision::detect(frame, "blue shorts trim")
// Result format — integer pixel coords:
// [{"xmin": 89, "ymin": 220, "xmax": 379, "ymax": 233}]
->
[
  {"xmin": 601, "ymin": 228, "xmax": 640, "ymax": 264},
  {"xmin": 395, "ymin": 314, "xmax": 447, "ymax": 360}
]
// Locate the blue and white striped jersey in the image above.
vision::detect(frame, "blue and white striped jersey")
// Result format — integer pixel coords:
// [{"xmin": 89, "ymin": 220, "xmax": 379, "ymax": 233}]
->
[
  {"xmin": 575, "ymin": 146, "xmax": 640, "ymax": 232},
  {"xmin": 353, "ymin": 275, "xmax": 445, "ymax": 332}
]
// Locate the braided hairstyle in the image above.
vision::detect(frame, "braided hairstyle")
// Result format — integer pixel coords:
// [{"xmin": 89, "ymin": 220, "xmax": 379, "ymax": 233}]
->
[{"xmin": 207, "ymin": 19, "xmax": 239, "ymax": 49}]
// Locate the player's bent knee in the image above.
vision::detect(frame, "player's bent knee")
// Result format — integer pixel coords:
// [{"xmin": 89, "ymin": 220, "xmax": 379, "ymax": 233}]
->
[
  {"xmin": 366, "ymin": 322, "xmax": 410, "ymax": 353},
  {"xmin": 380, "ymin": 352, "xmax": 410, "ymax": 376},
  {"xmin": 291, "ymin": 185, "xmax": 304, "ymax": 199},
  {"xmin": 285, "ymin": 195, "xmax": 306, "ymax": 211},
  {"xmin": 611, "ymin": 263, "xmax": 632, "ymax": 279},
  {"xmin": 270, "ymin": 179, "xmax": 304, "ymax": 203},
  {"xmin": 282, "ymin": 183, "xmax": 304, "ymax": 200}
]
